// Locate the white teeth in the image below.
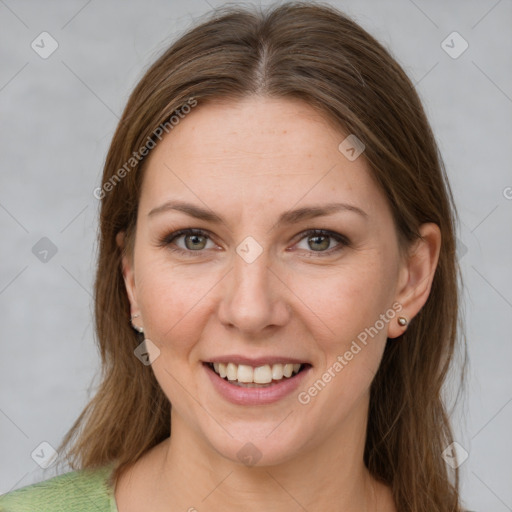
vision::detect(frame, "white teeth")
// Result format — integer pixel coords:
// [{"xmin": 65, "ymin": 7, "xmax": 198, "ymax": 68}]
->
[
  {"xmin": 218, "ymin": 362, "xmax": 227, "ymax": 378},
  {"xmin": 283, "ymin": 363, "xmax": 293, "ymax": 378},
  {"xmin": 210, "ymin": 362, "xmax": 304, "ymax": 384},
  {"xmin": 253, "ymin": 365, "xmax": 272, "ymax": 384},
  {"xmin": 272, "ymin": 364, "xmax": 284, "ymax": 380},
  {"xmin": 237, "ymin": 364, "xmax": 253, "ymax": 383},
  {"xmin": 226, "ymin": 362, "xmax": 237, "ymax": 381}
]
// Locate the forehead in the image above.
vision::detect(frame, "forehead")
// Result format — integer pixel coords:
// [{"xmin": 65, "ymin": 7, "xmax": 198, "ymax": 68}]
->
[
  {"xmin": 138, "ymin": 96, "xmax": 387, "ymax": 220},
  {"xmin": 147, "ymin": 96, "xmax": 345, "ymax": 175}
]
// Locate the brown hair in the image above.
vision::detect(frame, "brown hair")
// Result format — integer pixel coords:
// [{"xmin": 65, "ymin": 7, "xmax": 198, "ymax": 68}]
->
[{"xmin": 58, "ymin": 2, "xmax": 465, "ymax": 510}]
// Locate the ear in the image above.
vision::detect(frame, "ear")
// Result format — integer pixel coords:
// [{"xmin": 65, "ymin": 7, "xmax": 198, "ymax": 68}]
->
[
  {"xmin": 388, "ymin": 223, "xmax": 441, "ymax": 339},
  {"xmin": 116, "ymin": 231, "xmax": 139, "ymax": 315}
]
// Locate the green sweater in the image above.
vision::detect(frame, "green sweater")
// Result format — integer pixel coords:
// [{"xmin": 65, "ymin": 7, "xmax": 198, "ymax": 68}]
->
[
  {"xmin": 1, "ymin": 468, "xmax": 475, "ymax": 511},
  {"xmin": 0, "ymin": 465, "xmax": 118, "ymax": 512}
]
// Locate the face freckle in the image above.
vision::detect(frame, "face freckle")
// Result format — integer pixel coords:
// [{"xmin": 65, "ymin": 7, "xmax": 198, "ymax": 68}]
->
[{"xmin": 125, "ymin": 95, "xmax": 404, "ymax": 467}]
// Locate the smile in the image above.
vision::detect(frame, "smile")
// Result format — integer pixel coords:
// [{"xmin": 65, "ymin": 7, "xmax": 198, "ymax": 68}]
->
[
  {"xmin": 209, "ymin": 361, "xmax": 304, "ymax": 385},
  {"xmin": 203, "ymin": 361, "xmax": 312, "ymax": 405}
]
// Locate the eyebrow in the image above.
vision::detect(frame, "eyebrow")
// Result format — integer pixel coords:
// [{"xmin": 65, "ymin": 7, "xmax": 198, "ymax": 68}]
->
[{"xmin": 148, "ymin": 200, "xmax": 368, "ymax": 225}]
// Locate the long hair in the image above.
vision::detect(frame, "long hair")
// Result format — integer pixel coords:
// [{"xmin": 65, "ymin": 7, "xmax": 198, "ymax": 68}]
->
[{"xmin": 58, "ymin": 3, "xmax": 465, "ymax": 510}]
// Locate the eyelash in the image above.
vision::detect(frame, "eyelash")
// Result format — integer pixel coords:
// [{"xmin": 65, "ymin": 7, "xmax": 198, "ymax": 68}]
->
[{"xmin": 158, "ymin": 228, "xmax": 350, "ymax": 258}]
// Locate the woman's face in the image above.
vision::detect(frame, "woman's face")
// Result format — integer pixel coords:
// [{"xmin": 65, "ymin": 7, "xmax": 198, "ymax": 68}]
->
[{"xmin": 121, "ymin": 96, "xmax": 411, "ymax": 466}]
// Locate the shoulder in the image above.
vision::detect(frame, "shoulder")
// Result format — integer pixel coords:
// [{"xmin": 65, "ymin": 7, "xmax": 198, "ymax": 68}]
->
[{"xmin": 0, "ymin": 465, "xmax": 117, "ymax": 512}]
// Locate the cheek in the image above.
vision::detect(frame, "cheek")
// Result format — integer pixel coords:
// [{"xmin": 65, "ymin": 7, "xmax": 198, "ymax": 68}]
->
[
  {"xmin": 135, "ymin": 262, "xmax": 212, "ymax": 406},
  {"xmin": 292, "ymin": 258, "xmax": 397, "ymax": 346},
  {"xmin": 134, "ymin": 257, "xmax": 220, "ymax": 354},
  {"xmin": 291, "ymin": 254, "xmax": 397, "ymax": 402}
]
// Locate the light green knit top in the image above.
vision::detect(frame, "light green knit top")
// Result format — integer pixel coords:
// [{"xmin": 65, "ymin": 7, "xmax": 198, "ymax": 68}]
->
[{"xmin": 0, "ymin": 464, "xmax": 118, "ymax": 512}]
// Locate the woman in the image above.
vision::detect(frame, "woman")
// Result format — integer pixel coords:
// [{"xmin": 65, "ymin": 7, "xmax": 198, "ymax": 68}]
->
[{"xmin": 0, "ymin": 2, "xmax": 466, "ymax": 511}]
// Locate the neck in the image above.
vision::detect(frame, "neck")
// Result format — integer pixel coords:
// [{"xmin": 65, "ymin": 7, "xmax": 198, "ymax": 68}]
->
[{"xmin": 148, "ymin": 412, "xmax": 386, "ymax": 512}]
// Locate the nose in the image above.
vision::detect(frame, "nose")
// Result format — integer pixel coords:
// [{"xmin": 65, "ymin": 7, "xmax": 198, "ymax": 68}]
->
[{"xmin": 217, "ymin": 249, "xmax": 291, "ymax": 335}]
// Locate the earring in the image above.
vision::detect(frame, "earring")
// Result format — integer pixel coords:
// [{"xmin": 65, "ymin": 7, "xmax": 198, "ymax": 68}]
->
[
  {"xmin": 397, "ymin": 316, "xmax": 408, "ymax": 327},
  {"xmin": 131, "ymin": 314, "xmax": 144, "ymax": 334}
]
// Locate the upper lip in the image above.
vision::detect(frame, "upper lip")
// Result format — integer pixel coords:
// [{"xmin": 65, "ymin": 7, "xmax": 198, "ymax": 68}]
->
[{"xmin": 204, "ymin": 355, "xmax": 311, "ymax": 366}]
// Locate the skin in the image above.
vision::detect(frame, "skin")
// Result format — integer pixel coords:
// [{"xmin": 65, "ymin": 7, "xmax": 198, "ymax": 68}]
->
[{"xmin": 114, "ymin": 96, "xmax": 441, "ymax": 512}]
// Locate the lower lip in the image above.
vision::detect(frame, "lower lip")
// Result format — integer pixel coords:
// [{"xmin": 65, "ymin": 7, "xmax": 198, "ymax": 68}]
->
[{"xmin": 204, "ymin": 363, "xmax": 311, "ymax": 405}]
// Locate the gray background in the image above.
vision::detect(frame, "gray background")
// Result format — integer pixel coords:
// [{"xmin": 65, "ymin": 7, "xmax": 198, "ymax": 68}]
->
[{"xmin": 1, "ymin": 0, "xmax": 511, "ymax": 510}]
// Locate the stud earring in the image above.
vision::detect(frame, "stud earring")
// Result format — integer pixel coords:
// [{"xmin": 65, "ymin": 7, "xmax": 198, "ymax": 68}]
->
[
  {"xmin": 397, "ymin": 316, "xmax": 408, "ymax": 327},
  {"xmin": 131, "ymin": 314, "xmax": 144, "ymax": 334}
]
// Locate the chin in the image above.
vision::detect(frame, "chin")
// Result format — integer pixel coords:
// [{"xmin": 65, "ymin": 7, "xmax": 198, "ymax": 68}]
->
[{"xmin": 202, "ymin": 421, "xmax": 314, "ymax": 468}]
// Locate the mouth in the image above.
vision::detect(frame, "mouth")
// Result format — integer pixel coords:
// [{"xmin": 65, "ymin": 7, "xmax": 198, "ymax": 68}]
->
[{"xmin": 203, "ymin": 361, "xmax": 311, "ymax": 388}]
